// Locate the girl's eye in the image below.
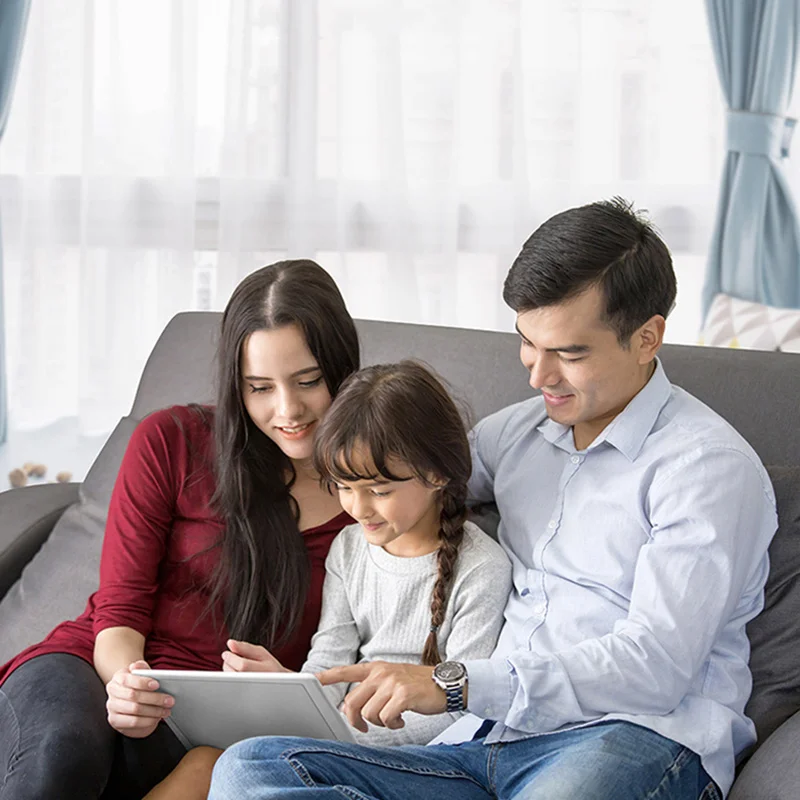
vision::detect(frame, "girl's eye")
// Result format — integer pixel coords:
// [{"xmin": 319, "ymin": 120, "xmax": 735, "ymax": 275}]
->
[
  {"xmin": 371, "ymin": 489, "xmax": 391, "ymax": 497},
  {"xmin": 248, "ymin": 384, "xmax": 271, "ymax": 393},
  {"xmin": 334, "ymin": 484, "xmax": 350, "ymax": 492},
  {"xmin": 299, "ymin": 376, "xmax": 323, "ymax": 388}
]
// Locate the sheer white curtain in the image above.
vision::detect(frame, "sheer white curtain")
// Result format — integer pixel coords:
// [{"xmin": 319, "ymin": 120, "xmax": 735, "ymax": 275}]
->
[{"xmin": 0, "ymin": 0, "xmax": 722, "ymax": 435}]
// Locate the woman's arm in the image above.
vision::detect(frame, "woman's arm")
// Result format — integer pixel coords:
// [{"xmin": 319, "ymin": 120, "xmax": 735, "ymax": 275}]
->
[
  {"xmin": 94, "ymin": 625, "xmax": 146, "ymax": 684},
  {"xmin": 91, "ymin": 409, "xmax": 192, "ymax": 736}
]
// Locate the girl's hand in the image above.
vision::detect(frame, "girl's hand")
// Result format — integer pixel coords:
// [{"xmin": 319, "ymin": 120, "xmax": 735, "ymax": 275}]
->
[
  {"xmin": 105, "ymin": 660, "xmax": 174, "ymax": 738},
  {"xmin": 221, "ymin": 639, "xmax": 291, "ymax": 673}
]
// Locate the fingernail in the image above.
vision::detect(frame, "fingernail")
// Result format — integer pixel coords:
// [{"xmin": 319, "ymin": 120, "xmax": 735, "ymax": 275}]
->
[
  {"xmin": 164, "ymin": 697, "xmax": 174, "ymax": 707},
  {"xmin": 148, "ymin": 681, "xmax": 158, "ymax": 690}
]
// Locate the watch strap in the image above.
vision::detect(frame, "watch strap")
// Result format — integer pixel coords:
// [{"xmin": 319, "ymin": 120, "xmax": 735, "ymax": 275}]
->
[{"xmin": 443, "ymin": 682, "xmax": 465, "ymax": 712}]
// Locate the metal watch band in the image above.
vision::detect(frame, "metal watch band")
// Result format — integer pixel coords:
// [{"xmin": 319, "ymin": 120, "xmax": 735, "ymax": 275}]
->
[{"xmin": 444, "ymin": 683, "xmax": 465, "ymax": 712}]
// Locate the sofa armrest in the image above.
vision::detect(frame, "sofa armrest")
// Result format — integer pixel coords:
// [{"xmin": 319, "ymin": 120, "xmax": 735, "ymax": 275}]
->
[
  {"xmin": 0, "ymin": 483, "xmax": 81, "ymax": 600},
  {"xmin": 730, "ymin": 709, "xmax": 800, "ymax": 799}
]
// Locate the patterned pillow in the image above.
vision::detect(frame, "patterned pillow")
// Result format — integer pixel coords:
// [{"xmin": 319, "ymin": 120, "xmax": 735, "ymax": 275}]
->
[{"xmin": 702, "ymin": 293, "xmax": 800, "ymax": 352}]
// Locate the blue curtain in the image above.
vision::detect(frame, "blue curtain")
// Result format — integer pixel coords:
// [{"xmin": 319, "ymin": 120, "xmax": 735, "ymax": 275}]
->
[
  {"xmin": 703, "ymin": 0, "xmax": 800, "ymax": 322},
  {"xmin": 0, "ymin": 0, "xmax": 31, "ymax": 444}
]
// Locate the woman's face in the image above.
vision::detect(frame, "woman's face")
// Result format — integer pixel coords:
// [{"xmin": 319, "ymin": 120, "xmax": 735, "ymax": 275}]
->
[{"xmin": 240, "ymin": 324, "xmax": 333, "ymax": 464}]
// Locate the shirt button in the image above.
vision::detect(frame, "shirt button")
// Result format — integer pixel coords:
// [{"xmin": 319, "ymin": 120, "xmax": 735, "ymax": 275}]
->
[
  {"xmin": 571, "ymin": 455, "xmax": 581, "ymax": 464},
  {"xmin": 548, "ymin": 520, "xmax": 557, "ymax": 529}
]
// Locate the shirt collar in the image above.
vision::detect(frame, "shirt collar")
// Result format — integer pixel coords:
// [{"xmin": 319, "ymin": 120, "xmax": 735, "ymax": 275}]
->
[{"xmin": 536, "ymin": 358, "xmax": 672, "ymax": 461}]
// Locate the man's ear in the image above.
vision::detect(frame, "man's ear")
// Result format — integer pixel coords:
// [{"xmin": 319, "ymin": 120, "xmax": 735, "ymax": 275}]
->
[{"xmin": 635, "ymin": 314, "xmax": 666, "ymax": 364}]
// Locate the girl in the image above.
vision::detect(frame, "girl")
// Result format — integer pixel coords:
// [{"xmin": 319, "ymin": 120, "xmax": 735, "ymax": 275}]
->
[
  {"xmin": 0, "ymin": 260, "xmax": 360, "ymax": 800},
  {"xmin": 145, "ymin": 361, "xmax": 512, "ymax": 798}
]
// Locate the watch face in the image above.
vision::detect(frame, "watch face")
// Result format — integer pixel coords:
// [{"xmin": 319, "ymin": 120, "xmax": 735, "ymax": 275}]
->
[{"xmin": 435, "ymin": 661, "xmax": 466, "ymax": 682}]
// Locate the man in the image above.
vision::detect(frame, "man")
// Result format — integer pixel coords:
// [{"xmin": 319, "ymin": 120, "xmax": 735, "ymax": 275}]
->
[{"xmin": 208, "ymin": 198, "xmax": 777, "ymax": 799}]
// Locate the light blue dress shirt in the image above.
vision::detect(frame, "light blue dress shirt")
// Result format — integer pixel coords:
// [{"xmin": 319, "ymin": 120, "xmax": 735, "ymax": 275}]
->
[{"xmin": 433, "ymin": 360, "xmax": 777, "ymax": 797}]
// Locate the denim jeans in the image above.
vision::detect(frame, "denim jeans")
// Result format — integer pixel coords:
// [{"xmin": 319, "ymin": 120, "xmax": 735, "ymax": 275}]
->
[
  {"xmin": 0, "ymin": 653, "xmax": 186, "ymax": 800},
  {"xmin": 208, "ymin": 720, "xmax": 721, "ymax": 800}
]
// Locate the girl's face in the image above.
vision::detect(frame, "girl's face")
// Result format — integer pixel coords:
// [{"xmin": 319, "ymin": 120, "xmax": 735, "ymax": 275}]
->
[
  {"xmin": 240, "ymin": 324, "xmax": 332, "ymax": 465},
  {"xmin": 333, "ymin": 445, "xmax": 444, "ymax": 557}
]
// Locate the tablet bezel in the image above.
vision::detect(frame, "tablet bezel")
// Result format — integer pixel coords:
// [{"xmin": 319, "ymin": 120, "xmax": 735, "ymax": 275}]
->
[{"xmin": 131, "ymin": 669, "xmax": 357, "ymax": 749}]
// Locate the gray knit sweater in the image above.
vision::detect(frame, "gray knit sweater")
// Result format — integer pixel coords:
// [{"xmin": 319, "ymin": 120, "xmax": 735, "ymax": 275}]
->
[{"xmin": 301, "ymin": 520, "xmax": 512, "ymax": 746}]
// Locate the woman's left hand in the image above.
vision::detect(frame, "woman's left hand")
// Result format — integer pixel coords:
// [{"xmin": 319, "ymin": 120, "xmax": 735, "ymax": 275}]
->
[{"xmin": 221, "ymin": 639, "xmax": 291, "ymax": 672}]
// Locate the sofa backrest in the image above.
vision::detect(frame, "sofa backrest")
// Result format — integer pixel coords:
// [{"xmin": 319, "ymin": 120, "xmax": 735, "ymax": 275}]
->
[
  {"xmin": 131, "ymin": 313, "xmax": 800, "ymax": 466},
  {"xmin": 2, "ymin": 311, "xmax": 799, "ymax": 702}
]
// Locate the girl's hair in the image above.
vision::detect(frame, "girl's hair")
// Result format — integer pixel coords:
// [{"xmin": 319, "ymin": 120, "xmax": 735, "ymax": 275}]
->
[
  {"xmin": 209, "ymin": 259, "xmax": 359, "ymax": 648},
  {"xmin": 312, "ymin": 360, "xmax": 471, "ymax": 666}
]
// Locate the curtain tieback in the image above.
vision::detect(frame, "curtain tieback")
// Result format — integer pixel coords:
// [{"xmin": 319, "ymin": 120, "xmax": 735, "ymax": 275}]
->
[{"xmin": 726, "ymin": 109, "xmax": 796, "ymax": 158}]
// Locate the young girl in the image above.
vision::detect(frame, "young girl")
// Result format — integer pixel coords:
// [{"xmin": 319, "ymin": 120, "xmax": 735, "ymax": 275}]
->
[
  {"xmin": 145, "ymin": 360, "xmax": 512, "ymax": 798},
  {"xmin": 0, "ymin": 260, "xmax": 360, "ymax": 800}
]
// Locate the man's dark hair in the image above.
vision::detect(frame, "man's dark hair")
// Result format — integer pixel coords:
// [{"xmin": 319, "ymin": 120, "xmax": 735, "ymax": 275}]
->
[{"xmin": 503, "ymin": 197, "xmax": 677, "ymax": 344}]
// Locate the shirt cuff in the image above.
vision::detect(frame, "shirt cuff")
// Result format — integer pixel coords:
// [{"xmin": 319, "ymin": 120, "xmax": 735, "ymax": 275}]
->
[{"xmin": 462, "ymin": 657, "xmax": 514, "ymax": 721}]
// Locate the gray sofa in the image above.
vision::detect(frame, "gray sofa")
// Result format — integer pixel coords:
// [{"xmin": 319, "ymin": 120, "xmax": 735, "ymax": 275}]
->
[{"xmin": 1, "ymin": 311, "xmax": 799, "ymax": 799}]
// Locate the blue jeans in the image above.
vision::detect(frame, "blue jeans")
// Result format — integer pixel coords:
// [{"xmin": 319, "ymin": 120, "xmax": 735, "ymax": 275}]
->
[{"xmin": 208, "ymin": 720, "xmax": 721, "ymax": 800}]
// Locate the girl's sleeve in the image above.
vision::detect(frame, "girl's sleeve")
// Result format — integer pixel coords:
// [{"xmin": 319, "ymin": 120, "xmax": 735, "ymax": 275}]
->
[
  {"xmin": 92, "ymin": 409, "xmax": 182, "ymax": 639},
  {"xmin": 356, "ymin": 529, "xmax": 513, "ymax": 747},
  {"xmin": 441, "ymin": 533, "xmax": 512, "ymax": 665},
  {"xmin": 300, "ymin": 534, "xmax": 362, "ymax": 708}
]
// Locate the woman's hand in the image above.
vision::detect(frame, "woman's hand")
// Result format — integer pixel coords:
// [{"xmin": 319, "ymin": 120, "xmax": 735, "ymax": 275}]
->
[
  {"xmin": 105, "ymin": 659, "xmax": 175, "ymax": 738},
  {"xmin": 221, "ymin": 639, "xmax": 291, "ymax": 673}
]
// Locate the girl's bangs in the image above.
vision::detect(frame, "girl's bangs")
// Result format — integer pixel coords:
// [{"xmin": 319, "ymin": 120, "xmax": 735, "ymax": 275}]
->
[{"xmin": 317, "ymin": 412, "xmax": 411, "ymax": 485}]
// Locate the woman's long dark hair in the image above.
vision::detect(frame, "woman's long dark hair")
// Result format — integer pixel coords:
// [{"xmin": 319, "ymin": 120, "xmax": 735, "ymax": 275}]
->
[
  {"xmin": 312, "ymin": 360, "xmax": 471, "ymax": 666},
  {"xmin": 209, "ymin": 259, "xmax": 359, "ymax": 648}
]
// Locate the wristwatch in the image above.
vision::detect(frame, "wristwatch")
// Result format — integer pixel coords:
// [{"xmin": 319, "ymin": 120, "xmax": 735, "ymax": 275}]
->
[{"xmin": 432, "ymin": 661, "xmax": 468, "ymax": 712}]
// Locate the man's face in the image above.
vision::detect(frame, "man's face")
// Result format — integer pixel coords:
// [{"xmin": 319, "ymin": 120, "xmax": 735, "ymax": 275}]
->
[{"xmin": 516, "ymin": 285, "xmax": 661, "ymax": 450}]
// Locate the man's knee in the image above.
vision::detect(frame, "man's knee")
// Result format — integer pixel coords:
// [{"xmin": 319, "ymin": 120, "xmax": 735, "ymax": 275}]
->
[{"xmin": 210, "ymin": 737, "xmax": 300, "ymax": 799}]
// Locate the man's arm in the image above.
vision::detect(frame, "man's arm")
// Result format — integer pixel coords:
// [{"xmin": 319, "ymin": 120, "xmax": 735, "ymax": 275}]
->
[{"xmin": 464, "ymin": 446, "xmax": 776, "ymax": 730}]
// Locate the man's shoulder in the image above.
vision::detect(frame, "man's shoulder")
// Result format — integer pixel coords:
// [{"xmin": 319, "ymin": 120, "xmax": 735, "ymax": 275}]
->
[
  {"xmin": 651, "ymin": 383, "xmax": 770, "ymax": 491},
  {"xmin": 659, "ymin": 384, "xmax": 760, "ymax": 458}
]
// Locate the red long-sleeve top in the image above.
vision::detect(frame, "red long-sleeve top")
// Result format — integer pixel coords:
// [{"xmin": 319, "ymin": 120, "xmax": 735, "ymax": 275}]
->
[{"xmin": 0, "ymin": 405, "xmax": 350, "ymax": 686}]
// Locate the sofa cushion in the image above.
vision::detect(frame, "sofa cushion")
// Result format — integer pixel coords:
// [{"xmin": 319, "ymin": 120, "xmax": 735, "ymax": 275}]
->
[
  {"xmin": 0, "ymin": 417, "xmax": 137, "ymax": 663},
  {"xmin": 744, "ymin": 465, "xmax": 800, "ymax": 747}
]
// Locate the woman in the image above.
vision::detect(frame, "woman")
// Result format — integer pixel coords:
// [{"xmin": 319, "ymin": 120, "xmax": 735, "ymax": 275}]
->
[{"xmin": 0, "ymin": 260, "xmax": 360, "ymax": 800}]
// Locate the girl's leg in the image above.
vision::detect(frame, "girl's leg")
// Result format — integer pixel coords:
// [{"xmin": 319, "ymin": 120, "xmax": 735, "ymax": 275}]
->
[
  {"xmin": 142, "ymin": 746, "xmax": 223, "ymax": 800},
  {"xmin": 0, "ymin": 653, "xmax": 117, "ymax": 800}
]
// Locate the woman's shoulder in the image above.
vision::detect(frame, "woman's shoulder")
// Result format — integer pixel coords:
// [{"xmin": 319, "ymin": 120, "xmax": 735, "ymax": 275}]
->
[
  {"xmin": 133, "ymin": 404, "xmax": 214, "ymax": 444},
  {"xmin": 126, "ymin": 405, "xmax": 215, "ymax": 478}
]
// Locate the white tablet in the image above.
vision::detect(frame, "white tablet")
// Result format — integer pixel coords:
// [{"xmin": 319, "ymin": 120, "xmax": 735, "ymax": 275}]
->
[{"xmin": 132, "ymin": 669, "xmax": 357, "ymax": 750}]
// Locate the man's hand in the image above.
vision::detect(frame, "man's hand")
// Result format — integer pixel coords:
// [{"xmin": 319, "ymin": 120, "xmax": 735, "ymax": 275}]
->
[
  {"xmin": 106, "ymin": 660, "xmax": 174, "ymax": 738},
  {"xmin": 318, "ymin": 661, "xmax": 446, "ymax": 732},
  {"xmin": 221, "ymin": 639, "xmax": 290, "ymax": 673}
]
